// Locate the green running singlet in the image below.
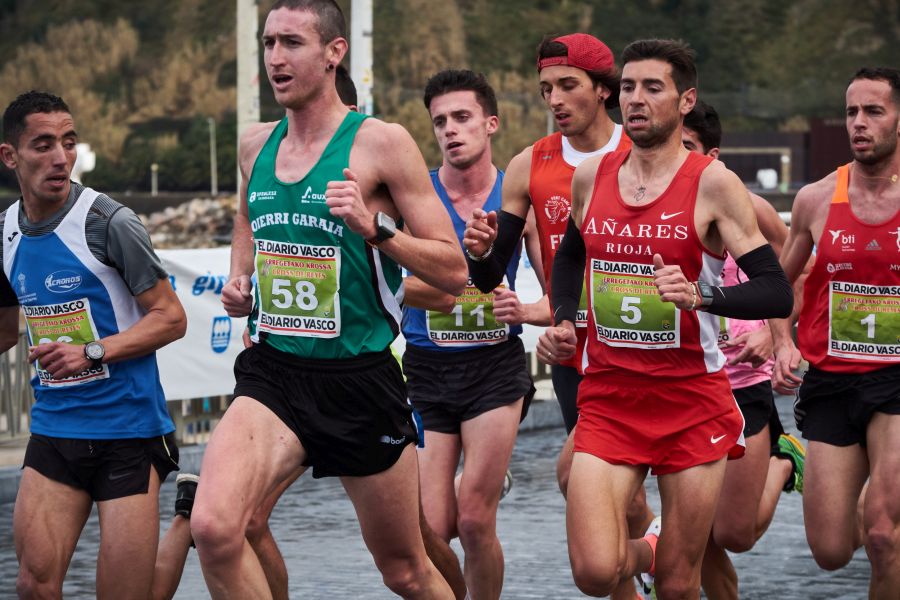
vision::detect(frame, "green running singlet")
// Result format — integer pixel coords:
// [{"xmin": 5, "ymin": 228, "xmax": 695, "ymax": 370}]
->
[{"xmin": 246, "ymin": 112, "xmax": 403, "ymax": 359}]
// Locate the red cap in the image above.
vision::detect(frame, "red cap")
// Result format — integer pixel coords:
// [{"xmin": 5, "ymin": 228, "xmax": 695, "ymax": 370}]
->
[{"xmin": 537, "ymin": 33, "xmax": 615, "ymax": 74}]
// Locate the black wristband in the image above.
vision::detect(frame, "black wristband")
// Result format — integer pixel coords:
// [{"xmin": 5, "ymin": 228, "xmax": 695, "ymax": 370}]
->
[
  {"xmin": 707, "ymin": 244, "xmax": 793, "ymax": 319},
  {"xmin": 550, "ymin": 217, "xmax": 585, "ymax": 325},
  {"xmin": 467, "ymin": 210, "xmax": 525, "ymax": 293}
]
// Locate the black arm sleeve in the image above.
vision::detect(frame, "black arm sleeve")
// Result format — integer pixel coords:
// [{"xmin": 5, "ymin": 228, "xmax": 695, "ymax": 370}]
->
[
  {"xmin": 550, "ymin": 217, "xmax": 585, "ymax": 325},
  {"xmin": 467, "ymin": 210, "xmax": 526, "ymax": 293},
  {"xmin": 707, "ymin": 243, "xmax": 793, "ymax": 319}
]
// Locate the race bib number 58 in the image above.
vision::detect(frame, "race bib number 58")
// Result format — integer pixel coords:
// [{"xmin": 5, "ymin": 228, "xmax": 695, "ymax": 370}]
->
[
  {"xmin": 255, "ymin": 239, "xmax": 341, "ymax": 338},
  {"xmin": 589, "ymin": 259, "xmax": 680, "ymax": 349}
]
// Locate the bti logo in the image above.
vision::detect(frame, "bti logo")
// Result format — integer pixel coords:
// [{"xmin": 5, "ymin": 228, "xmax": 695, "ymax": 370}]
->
[{"xmin": 210, "ymin": 316, "xmax": 232, "ymax": 353}]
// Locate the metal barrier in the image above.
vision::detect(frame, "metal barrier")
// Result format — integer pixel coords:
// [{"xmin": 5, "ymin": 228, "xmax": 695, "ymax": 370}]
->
[{"xmin": 0, "ymin": 331, "xmax": 34, "ymax": 438}]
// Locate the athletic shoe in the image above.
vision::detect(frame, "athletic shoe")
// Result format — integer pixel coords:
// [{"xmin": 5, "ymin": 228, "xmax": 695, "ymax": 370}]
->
[
  {"xmin": 174, "ymin": 473, "xmax": 200, "ymax": 518},
  {"xmin": 637, "ymin": 516, "xmax": 661, "ymax": 599},
  {"xmin": 500, "ymin": 470, "xmax": 513, "ymax": 501},
  {"xmin": 776, "ymin": 434, "xmax": 806, "ymax": 494}
]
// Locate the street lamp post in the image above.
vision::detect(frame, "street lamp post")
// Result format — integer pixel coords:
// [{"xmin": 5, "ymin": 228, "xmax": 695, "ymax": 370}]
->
[{"xmin": 208, "ymin": 117, "xmax": 218, "ymax": 196}]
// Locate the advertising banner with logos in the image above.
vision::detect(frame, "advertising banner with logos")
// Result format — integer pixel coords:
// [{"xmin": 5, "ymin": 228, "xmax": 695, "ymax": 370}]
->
[{"xmin": 154, "ymin": 248, "xmax": 546, "ymax": 401}]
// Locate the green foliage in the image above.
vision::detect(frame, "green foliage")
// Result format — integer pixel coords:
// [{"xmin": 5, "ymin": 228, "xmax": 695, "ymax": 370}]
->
[{"xmin": 3, "ymin": 0, "xmax": 898, "ymax": 188}]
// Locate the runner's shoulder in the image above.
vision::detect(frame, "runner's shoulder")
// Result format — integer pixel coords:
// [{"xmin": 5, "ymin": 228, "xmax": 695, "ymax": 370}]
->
[{"xmin": 240, "ymin": 121, "xmax": 279, "ymax": 159}]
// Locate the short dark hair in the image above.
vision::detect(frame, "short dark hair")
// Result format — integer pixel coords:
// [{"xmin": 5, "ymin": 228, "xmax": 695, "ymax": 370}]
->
[
  {"xmin": 683, "ymin": 100, "xmax": 721, "ymax": 152},
  {"xmin": 335, "ymin": 64, "xmax": 357, "ymax": 107},
  {"xmin": 270, "ymin": 0, "xmax": 345, "ymax": 44},
  {"xmin": 537, "ymin": 36, "xmax": 620, "ymax": 110},
  {"xmin": 423, "ymin": 69, "xmax": 498, "ymax": 118},
  {"xmin": 2, "ymin": 90, "xmax": 70, "ymax": 146},
  {"xmin": 850, "ymin": 66, "xmax": 900, "ymax": 107},
  {"xmin": 622, "ymin": 39, "xmax": 697, "ymax": 95}
]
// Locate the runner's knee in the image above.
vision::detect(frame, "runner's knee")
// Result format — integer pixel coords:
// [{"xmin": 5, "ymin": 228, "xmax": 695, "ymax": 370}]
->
[
  {"xmin": 190, "ymin": 505, "xmax": 245, "ymax": 560},
  {"xmin": 570, "ymin": 554, "xmax": 621, "ymax": 597},
  {"xmin": 378, "ymin": 559, "xmax": 432, "ymax": 597},
  {"xmin": 808, "ymin": 537, "xmax": 856, "ymax": 571},
  {"xmin": 655, "ymin": 573, "xmax": 697, "ymax": 600},
  {"xmin": 456, "ymin": 506, "xmax": 495, "ymax": 546},
  {"xmin": 864, "ymin": 521, "xmax": 899, "ymax": 569},
  {"xmin": 712, "ymin": 522, "xmax": 757, "ymax": 554},
  {"xmin": 16, "ymin": 565, "xmax": 59, "ymax": 599}
]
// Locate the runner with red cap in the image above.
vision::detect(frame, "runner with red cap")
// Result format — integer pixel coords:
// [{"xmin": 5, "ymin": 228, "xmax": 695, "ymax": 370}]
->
[{"xmin": 464, "ymin": 34, "xmax": 653, "ymax": 600}]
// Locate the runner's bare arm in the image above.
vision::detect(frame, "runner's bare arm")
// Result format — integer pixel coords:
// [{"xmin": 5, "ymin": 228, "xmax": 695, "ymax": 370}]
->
[
  {"xmin": 28, "ymin": 277, "xmax": 186, "ymax": 379},
  {"xmin": 465, "ymin": 148, "xmax": 534, "ymax": 292},
  {"xmin": 403, "ymin": 276, "xmax": 456, "ymax": 313},
  {"xmin": 0, "ymin": 306, "xmax": 18, "ymax": 353},
  {"xmin": 524, "ymin": 207, "xmax": 546, "ymax": 292},
  {"xmin": 351, "ymin": 121, "xmax": 466, "ymax": 296},
  {"xmin": 536, "ymin": 154, "xmax": 601, "ymax": 362},
  {"xmin": 770, "ymin": 182, "xmax": 823, "ymax": 392},
  {"xmin": 223, "ymin": 123, "xmax": 276, "ymax": 318}
]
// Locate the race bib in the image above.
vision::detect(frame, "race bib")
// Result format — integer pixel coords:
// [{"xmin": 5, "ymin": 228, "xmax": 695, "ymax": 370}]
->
[
  {"xmin": 23, "ymin": 298, "xmax": 109, "ymax": 387},
  {"xmin": 717, "ymin": 316, "xmax": 731, "ymax": 347},
  {"xmin": 255, "ymin": 239, "xmax": 341, "ymax": 338},
  {"xmin": 589, "ymin": 259, "xmax": 680, "ymax": 349},
  {"xmin": 828, "ymin": 281, "xmax": 900, "ymax": 361},
  {"xmin": 575, "ymin": 281, "xmax": 589, "ymax": 328},
  {"xmin": 426, "ymin": 279, "xmax": 509, "ymax": 347}
]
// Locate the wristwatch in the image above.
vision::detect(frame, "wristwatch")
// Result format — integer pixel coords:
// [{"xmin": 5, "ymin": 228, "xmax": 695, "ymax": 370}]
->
[
  {"xmin": 366, "ymin": 212, "xmax": 397, "ymax": 246},
  {"xmin": 84, "ymin": 341, "xmax": 105, "ymax": 369},
  {"xmin": 696, "ymin": 280, "xmax": 715, "ymax": 308}
]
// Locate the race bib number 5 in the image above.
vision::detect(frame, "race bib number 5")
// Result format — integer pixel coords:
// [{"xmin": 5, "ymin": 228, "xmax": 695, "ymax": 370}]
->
[
  {"xmin": 23, "ymin": 298, "xmax": 109, "ymax": 387},
  {"xmin": 590, "ymin": 259, "xmax": 680, "ymax": 349},
  {"xmin": 426, "ymin": 279, "xmax": 509, "ymax": 347},
  {"xmin": 828, "ymin": 281, "xmax": 900, "ymax": 361},
  {"xmin": 255, "ymin": 239, "xmax": 341, "ymax": 338}
]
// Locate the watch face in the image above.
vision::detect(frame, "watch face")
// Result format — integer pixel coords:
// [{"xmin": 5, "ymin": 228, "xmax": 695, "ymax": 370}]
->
[
  {"xmin": 85, "ymin": 342, "xmax": 104, "ymax": 360},
  {"xmin": 376, "ymin": 212, "xmax": 396, "ymax": 238}
]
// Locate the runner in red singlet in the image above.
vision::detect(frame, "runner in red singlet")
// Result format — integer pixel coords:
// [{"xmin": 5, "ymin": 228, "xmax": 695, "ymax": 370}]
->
[
  {"xmin": 772, "ymin": 67, "xmax": 900, "ymax": 597},
  {"xmin": 537, "ymin": 39, "xmax": 793, "ymax": 597}
]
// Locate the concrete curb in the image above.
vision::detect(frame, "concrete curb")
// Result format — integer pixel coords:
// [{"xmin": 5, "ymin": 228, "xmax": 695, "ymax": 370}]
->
[{"xmin": 0, "ymin": 399, "xmax": 564, "ymax": 504}]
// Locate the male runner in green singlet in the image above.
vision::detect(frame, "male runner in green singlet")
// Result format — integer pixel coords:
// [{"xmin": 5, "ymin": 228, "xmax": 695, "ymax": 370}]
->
[{"xmin": 189, "ymin": 2, "xmax": 466, "ymax": 598}]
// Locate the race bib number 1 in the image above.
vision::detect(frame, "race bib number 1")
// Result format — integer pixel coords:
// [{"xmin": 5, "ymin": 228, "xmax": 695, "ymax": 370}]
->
[
  {"xmin": 426, "ymin": 280, "xmax": 509, "ymax": 347},
  {"xmin": 255, "ymin": 239, "xmax": 341, "ymax": 338},
  {"xmin": 23, "ymin": 298, "xmax": 109, "ymax": 387},
  {"xmin": 589, "ymin": 259, "xmax": 680, "ymax": 349},
  {"xmin": 828, "ymin": 281, "xmax": 900, "ymax": 361}
]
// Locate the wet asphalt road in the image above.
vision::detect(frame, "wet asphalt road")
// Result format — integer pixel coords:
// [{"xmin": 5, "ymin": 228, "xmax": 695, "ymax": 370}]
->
[{"xmin": 0, "ymin": 395, "xmax": 870, "ymax": 598}]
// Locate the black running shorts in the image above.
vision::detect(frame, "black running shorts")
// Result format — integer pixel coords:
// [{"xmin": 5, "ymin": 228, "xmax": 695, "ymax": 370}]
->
[
  {"xmin": 733, "ymin": 380, "xmax": 775, "ymax": 437},
  {"xmin": 403, "ymin": 336, "xmax": 534, "ymax": 434},
  {"xmin": 23, "ymin": 432, "xmax": 180, "ymax": 501},
  {"xmin": 233, "ymin": 343, "xmax": 418, "ymax": 478},
  {"xmin": 795, "ymin": 364, "xmax": 900, "ymax": 447}
]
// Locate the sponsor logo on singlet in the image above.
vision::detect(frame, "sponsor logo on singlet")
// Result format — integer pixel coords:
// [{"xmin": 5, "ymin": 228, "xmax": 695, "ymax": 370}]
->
[
  {"xmin": 866, "ymin": 239, "xmax": 882, "ymax": 251},
  {"xmin": 828, "ymin": 229, "xmax": 856, "ymax": 252},
  {"xmin": 583, "ymin": 217, "xmax": 689, "ymax": 257},
  {"xmin": 248, "ymin": 190, "xmax": 276, "ymax": 204},
  {"xmin": 826, "ymin": 262, "xmax": 853, "ymax": 274},
  {"xmin": 890, "ymin": 227, "xmax": 900, "ymax": 251},
  {"xmin": 300, "ymin": 185, "xmax": 327, "ymax": 204},
  {"xmin": 544, "ymin": 195, "xmax": 571, "ymax": 224}
]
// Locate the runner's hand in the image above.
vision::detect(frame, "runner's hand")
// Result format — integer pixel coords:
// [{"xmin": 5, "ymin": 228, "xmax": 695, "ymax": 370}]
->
[
  {"xmin": 28, "ymin": 342, "xmax": 91, "ymax": 380},
  {"xmin": 772, "ymin": 340, "xmax": 803, "ymax": 395},
  {"xmin": 222, "ymin": 275, "xmax": 253, "ymax": 317},
  {"xmin": 463, "ymin": 209, "xmax": 498, "ymax": 257},
  {"xmin": 652, "ymin": 254, "xmax": 695, "ymax": 310},
  {"xmin": 326, "ymin": 168, "xmax": 376, "ymax": 239},
  {"xmin": 493, "ymin": 288, "xmax": 526, "ymax": 325},
  {"xmin": 537, "ymin": 323, "xmax": 576, "ymax": 365},
  {"xmin": 242, "ymin": 328, "xmax": 252, "ymax": 348},
  {"xmin": 726, "ymin": 328, "xmax": 773, "ymax": 368}
]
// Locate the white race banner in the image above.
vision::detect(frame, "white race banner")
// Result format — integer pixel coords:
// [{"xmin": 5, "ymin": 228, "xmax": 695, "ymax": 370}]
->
[{"xmin": 156, "ymin": 248, "xmax": 242, "ymax": 400}]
